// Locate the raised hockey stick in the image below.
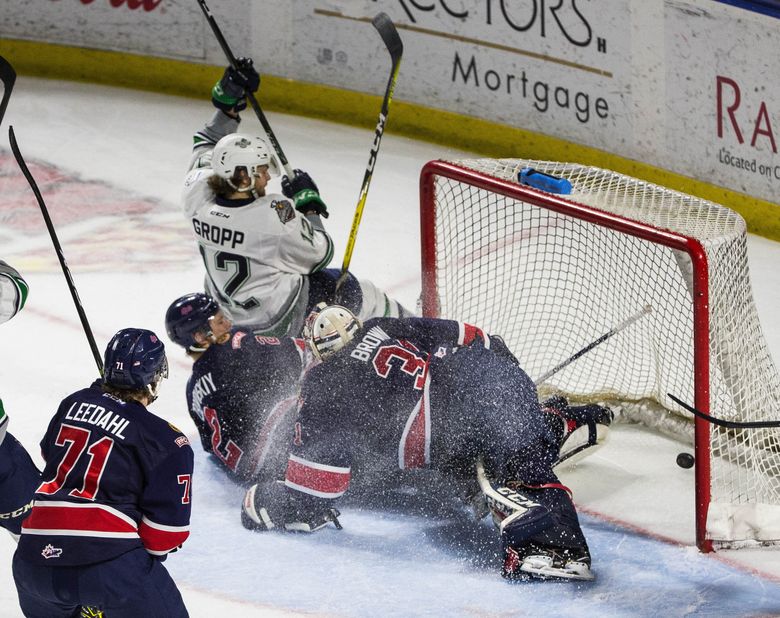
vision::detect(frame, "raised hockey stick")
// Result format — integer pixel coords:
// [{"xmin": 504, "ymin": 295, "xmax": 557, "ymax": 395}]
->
[
  {"xmin": 534, "ymin": 305, "xmax": 652, "ymax": 385},
  {"xmin": 668, "ymin": 393, "xmax": 780, "ymax": 429},
  {"xmin": 195, "ymin": 0, "xmax": 293, "ymax": 178},
  {"xmin": 336, "ymin": 12, "xmax": 403, "ymax": 292},
  {"xmin": 0, "ymin": 55, "xmax": 16, "ymax": 127},
  {"xmin": 8, "ymin": 126, "xmax": 104, "ymax": 375}
]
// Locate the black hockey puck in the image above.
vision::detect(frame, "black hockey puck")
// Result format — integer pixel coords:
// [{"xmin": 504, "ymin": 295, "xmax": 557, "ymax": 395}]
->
[{"xmin": 676, "ymin": 452, "xmax": 695, "ymax": 469}]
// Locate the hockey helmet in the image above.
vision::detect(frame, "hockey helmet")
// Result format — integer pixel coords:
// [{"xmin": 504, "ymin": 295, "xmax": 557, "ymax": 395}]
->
[
  {"xmin": 302, "ymin": 303, "xmax": 362, "ymax": 359},
  {"xmin": 165, "ymin": 292, "xmax": 221, "ymax": 350},
  {"xmin": 103, "ymin": 328, "xmax": 168, "ymax": 396},
  {"xmin": 211, "ymin": 133, "xmax": 280, "ymax": 188}
]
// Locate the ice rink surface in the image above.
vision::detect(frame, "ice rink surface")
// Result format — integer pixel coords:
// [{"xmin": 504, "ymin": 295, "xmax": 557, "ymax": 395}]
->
[{"xmin": 2, "ymin": 77, "xmax": 780, "ymax": 617}]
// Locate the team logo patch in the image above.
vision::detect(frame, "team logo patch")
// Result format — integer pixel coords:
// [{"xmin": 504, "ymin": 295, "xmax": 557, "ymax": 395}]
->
[
  {"xmin": 41, "ymin": 544, "xmax": 63, "ymax": 559},
  {"xmin": 175, "ymin": 435, "xmax": 190, "ymax": 448},
  {"xmin": 271, "ymin": 199, "xmax": 296, "ymax": 224}
]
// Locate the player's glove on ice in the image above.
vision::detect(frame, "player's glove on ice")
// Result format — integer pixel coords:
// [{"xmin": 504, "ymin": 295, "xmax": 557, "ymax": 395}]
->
[
  {"xmin": 211, "ymin": 57, "xmax": 260, "ymax": 113},
  {"xmin": 241, "ymin": 481, "xmax": 341, "ymax": 533},
  {"xmin": 282, "ymin": 169, "xmax": 329, "ymax": 218}
]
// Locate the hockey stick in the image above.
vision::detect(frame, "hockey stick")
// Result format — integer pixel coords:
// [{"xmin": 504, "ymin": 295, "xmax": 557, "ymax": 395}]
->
[
  {"xmin": 0, "ymin": 55, "xmax": 16, "ymax": 127},
  {"xmin": 668, "ymin": 393, "xmax": 780, "ymax": 429},
  {"xmin": 534, "ymin": 305, "xmax": 652, "ymax": 385},
  {"xmin": 195, "ymin": 0, "xmax": 293, "ymax": 178},
  {"xmin": 8, "ymin": 126, "xmax": 104, "ymax": 375},
  {"xmin": 336, "ymin": 12, "xmax": 403, "ymax": 292}
]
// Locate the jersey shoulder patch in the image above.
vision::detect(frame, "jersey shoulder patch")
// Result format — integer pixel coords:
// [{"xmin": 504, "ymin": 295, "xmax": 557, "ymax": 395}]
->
[{"xmin": 270, "ymin": 198, "xmax": 296, "ymax": 224}]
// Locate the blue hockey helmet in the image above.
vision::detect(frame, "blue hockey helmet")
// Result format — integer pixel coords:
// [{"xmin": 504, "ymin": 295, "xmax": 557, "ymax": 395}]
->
[
  {"xmin": 103, "ymin": 328, "xmax": 168, "ymax": 393},
  {"xmin": 165, "ymin": 292, "xmax": 221, "ymax": 350}
]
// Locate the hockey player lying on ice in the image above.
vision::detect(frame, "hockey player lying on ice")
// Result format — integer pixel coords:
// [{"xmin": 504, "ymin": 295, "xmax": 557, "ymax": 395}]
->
[{"xmin": 166, "ymin": 293, "xmax": 611, "ymax": 581}]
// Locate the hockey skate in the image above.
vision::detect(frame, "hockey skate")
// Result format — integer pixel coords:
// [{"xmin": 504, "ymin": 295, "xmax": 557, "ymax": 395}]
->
[
  {"xmin": 502, "ymin": 542, "xmax": 595, "ymax": 582},
  {"xmin": 543, "ymin": 396, "xmax": 614, "ymax": 467}
]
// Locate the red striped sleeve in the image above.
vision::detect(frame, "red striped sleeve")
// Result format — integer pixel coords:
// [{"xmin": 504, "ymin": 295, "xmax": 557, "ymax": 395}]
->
[
  {"xmin": 139, "ymin": 516, "xmax": 190, "ymax": 555},
  {"xmin": 284, "ymin": 455, "xmax": 350, "ymax": 498},
  {"xmin": 459, "ymin": 323, "xmax": 489, "ymax": 347},
  {"xmin": 399, "ymin": 377, "xmax": 431, "ymax": 469}
]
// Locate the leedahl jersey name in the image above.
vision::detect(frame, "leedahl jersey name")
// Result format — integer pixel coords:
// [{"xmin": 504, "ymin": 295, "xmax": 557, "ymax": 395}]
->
[{"xmin": 63, "ymin": 400, "xmax": 130, "ymax": 440}]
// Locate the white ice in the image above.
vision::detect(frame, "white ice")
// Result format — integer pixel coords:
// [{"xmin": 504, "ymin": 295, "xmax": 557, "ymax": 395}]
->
[{"xmin": 2, "ymin": 77, "xmax": 780, "ymax": 617}]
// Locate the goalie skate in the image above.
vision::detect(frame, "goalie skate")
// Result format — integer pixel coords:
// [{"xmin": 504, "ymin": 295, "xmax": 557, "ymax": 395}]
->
[{"xmin": 503, "ymin": 544, "xmax": 595, "ymax": 582}]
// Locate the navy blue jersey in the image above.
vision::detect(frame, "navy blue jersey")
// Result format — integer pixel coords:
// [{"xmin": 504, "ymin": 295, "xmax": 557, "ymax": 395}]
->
[
  {"xmin": 16, "ymin": 381, "xmax": 194, "ymax": 566},
  {"xmin": 283, "ymin": 317, "xmax": 546, "ymax": 503},
  {"xmin": 186, "ymin": 329, "xmax": 309, "ymax": 483},
  {"xmin": 0, "ymin": 431, "xmax": 39, "ymax": 535}
]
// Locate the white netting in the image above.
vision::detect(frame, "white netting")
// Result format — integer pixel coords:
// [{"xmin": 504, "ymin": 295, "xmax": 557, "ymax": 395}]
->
[{"xmin": 426, "ymin": 158, "xmax": 780, "ymax": 546}]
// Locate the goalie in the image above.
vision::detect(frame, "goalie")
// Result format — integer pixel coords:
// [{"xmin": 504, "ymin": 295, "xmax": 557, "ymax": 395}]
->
[
  {"xmin": 241, "ymin": 304, "xmax": 612, "ymax": 582},
  {"xmin": 165, "ymin": 292, "xmax": 608, "ymax": 492}
]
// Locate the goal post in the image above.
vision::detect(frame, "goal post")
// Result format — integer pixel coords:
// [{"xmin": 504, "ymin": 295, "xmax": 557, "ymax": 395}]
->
[{"xmin": 419, "ymin": 158, "xmax": 780, "ymax": 552}]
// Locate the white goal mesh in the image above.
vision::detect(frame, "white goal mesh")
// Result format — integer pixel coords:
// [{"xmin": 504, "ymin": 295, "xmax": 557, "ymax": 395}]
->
[{"xmin": 420, "ymin": 158, "xmax": 780, "ymax": 550}]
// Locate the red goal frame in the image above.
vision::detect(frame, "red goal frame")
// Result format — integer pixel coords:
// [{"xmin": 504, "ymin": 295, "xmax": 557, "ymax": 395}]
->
[{"xmin": 419, "ymin": 159, "xmax": 714, "ymax": 551}]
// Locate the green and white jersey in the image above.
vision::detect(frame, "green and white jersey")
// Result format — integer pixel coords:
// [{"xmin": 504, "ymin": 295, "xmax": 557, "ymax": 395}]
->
[
  {"xmin": 184, "ymin": 112, "xmax": 334, "ymax": 332},
  {"xmin": 0, "ymin": 260, "xmax": 27, "ymax": 326},
  {"xmin": 0, "ymin": 260, "xmax": 27, "ymax": 445}
]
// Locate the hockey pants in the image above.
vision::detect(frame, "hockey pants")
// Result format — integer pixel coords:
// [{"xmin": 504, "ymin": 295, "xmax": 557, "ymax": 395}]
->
[{"xmin": 12, "ymin": 547, "xmax": 189, "ymax": 618}]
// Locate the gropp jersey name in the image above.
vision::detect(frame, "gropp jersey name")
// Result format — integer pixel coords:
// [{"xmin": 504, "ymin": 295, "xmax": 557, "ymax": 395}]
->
[{"xmin": 192, "ymin": 216, "xmax": 245, "ymax": 249}]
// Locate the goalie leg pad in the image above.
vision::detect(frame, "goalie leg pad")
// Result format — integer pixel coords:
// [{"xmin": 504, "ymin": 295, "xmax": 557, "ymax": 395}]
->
[
  {"xmin": 503, "ymin": 485, "xmax": 594, "ymax": 582},
  {"xmin": 476, "ymin": 458, "xmax": 555, "ymax": 542}
]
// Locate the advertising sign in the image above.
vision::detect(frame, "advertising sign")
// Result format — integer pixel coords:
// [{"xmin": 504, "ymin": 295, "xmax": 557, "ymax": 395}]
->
[{"xmin": 666, "ymin": 0, "xmax": 780, "ymax": 200}]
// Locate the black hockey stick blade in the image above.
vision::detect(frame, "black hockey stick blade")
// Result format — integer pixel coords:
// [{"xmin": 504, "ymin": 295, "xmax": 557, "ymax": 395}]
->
[
  {"xmin": 8, "ymin": 126, "xmax": 104, "ymax": 375},
  {"xmin": 668, "ymin": 393, "xmax": 780, "ymax": 429},
  {"xmin": 372, "ymin": 12, "xmax": 403, "ymax": 65},
  {"xmin": 0, "ymin": 55, "xmax": 17, "ymax": 127}
]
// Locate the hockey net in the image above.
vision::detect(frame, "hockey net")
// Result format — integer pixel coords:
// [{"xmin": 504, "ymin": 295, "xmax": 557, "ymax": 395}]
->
[{"xmin": 419, "ymin": 158, "xmax": 780, "ymax": 551}]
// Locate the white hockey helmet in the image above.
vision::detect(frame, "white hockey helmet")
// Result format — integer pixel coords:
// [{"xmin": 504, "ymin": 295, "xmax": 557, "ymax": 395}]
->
[
  {"xmin": 211, "ymin": 134, "xmax": 280, "ymax": 189},
  {"xmin": 303, "ymin": 303, "xmax": 362, "ymax": 360}
]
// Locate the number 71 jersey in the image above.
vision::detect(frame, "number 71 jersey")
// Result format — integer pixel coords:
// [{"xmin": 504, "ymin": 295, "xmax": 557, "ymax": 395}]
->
[{"xmin": 16, "ymin": 381, "xmax": 194, "ymax": 566}]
